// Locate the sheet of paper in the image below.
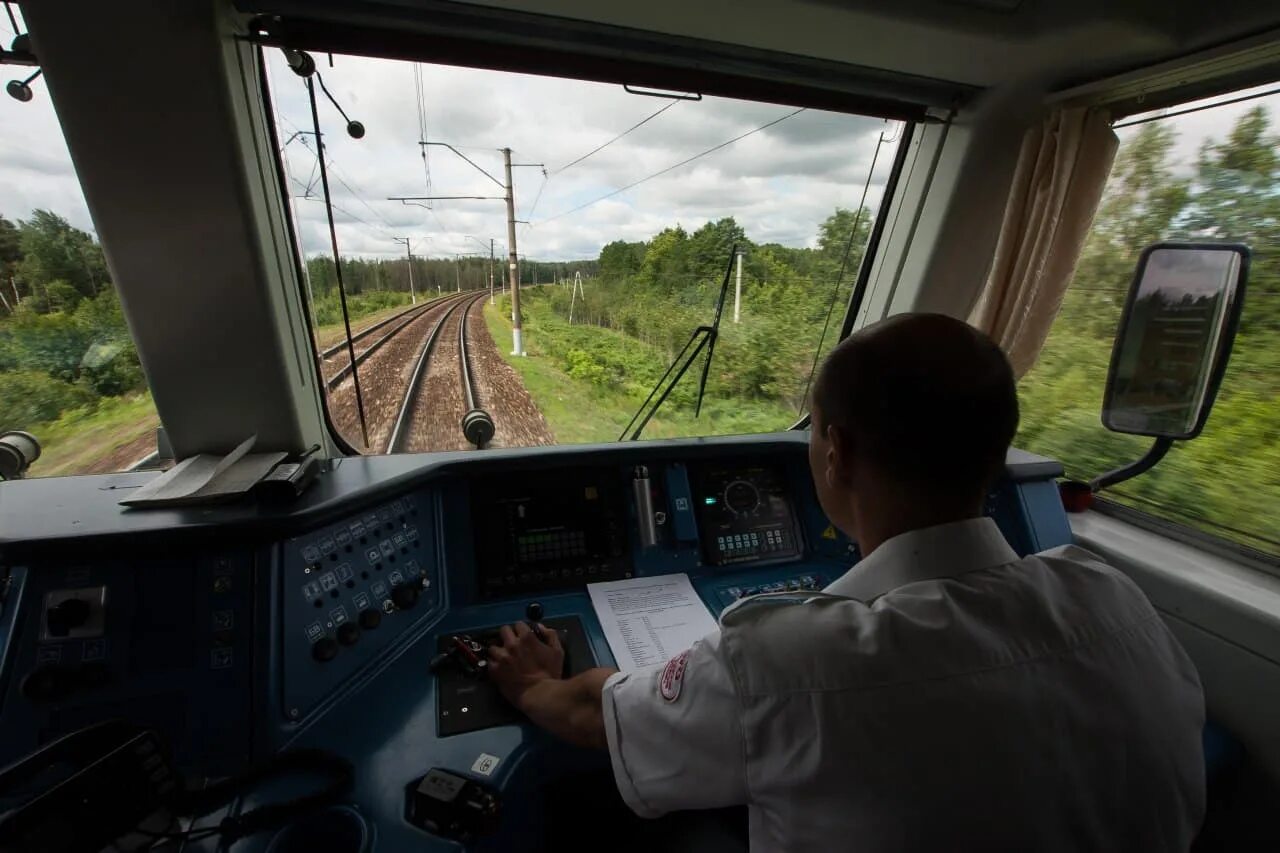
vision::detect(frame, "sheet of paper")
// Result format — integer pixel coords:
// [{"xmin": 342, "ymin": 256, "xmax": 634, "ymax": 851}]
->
[
  {"xmin": 121, "ymin": 436, "xmax": 276, "ymax": 506},
  {"xmin": 588, "ymin": 574, "xmax": 719, "ymax": 673}
]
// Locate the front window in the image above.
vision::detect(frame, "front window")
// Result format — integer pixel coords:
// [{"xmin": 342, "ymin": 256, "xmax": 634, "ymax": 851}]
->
[
  {"xmin": 266, "ymin": 52, "xmax": 904, "ymax": 453},
  {"xmin": 0, "ymin": 7, "xmax": 160, "ymax": 477},
  {"xmin": 1019, "ymin": 85, "xmax": 1280, "ymax": 556}
]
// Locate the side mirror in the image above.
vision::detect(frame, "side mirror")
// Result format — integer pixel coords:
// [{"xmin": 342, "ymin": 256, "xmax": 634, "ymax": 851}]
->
[{"xmin": 1090, "ymin": 242, "xmax": 1249, "ymax": 492}]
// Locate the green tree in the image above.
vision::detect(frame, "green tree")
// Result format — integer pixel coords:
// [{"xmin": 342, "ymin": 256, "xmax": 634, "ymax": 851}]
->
[{"xmin": 17, "ymin": 210, "xmax": 109, "ymax": 301}]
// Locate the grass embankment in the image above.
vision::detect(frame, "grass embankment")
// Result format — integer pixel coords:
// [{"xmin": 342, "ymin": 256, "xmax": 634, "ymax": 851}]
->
[
  {"xmin": 483, "ymin": 291, "xmax": 796, "ymax": 444},
  {"xmin": 27, "ymin": 392, "xmax": 160, "ymax": 477}
]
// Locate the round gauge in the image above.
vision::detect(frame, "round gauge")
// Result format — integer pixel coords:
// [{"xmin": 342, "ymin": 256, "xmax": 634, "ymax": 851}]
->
[{"xmin": 724, "ymin": 480, "xmax": 761, "ymax": 516}]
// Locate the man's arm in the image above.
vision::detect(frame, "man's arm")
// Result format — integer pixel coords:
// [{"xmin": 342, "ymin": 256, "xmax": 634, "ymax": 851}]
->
[
  {"xmin": 489, "ymin": 621, "xmax": 748, "ymax": 817},
  {"xmin": 486, "ymin": 621, "xmax": 616, "ymax": 750},
  {"xmin": 515, "ymin": 667, "xmax": 616, "ymax": 750}
]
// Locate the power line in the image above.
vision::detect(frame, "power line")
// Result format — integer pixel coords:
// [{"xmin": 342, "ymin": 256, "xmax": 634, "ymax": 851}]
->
[
  {"xmin": 290, "ymin": 177, "xmax": 396, "ymax": 242},
  {"xmin": 553, "ymin": 100, "xmax": 679, "ymax": 175},
  {"xmin": 413, "ymin": 63, "xmax": 433, "ymax": 193},
  {"xmin": 290, "ymin": 132, "xmax": 394, "ymax": 231},
  {"xmin": 539, "ymin": 107, "xmax": 806, "ymax": 223}
]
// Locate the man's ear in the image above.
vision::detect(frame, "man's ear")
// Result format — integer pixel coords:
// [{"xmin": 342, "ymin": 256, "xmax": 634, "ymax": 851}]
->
[{"xmin": 825, "ymin": 423, "xmax": 854, "ymax": 487}]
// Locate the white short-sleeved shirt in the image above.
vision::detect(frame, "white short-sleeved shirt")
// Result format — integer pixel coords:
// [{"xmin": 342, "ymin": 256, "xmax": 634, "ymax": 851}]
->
[{"xmin": 601, "ymin": 518, "xmax": 1205, "ymax": 852}]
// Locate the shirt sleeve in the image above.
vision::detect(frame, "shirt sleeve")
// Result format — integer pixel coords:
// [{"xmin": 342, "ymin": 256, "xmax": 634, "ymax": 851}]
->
[{"xmin": 600, "ymin": 630, "xmax": 748, "ymax": 818}]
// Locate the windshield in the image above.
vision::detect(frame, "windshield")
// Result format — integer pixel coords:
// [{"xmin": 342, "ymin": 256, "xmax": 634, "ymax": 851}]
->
[
  {"xmin": 0, "ymin": 6, "xmax": 161, "ymax": 478},
  {"xmin": 266, "ymin": 52, "xmax": 904, "ymax": 453}
]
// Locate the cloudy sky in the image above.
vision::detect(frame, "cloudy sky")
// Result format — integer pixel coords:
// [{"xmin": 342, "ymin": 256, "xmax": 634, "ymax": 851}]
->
[{"xmin": 1, "ymin": 22, "xmax": 1276, "ymax": 264}]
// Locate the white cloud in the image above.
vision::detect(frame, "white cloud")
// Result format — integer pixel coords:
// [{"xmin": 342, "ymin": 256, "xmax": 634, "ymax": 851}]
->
[{"xmin": 9, "ymin": 47, "xmax": 1275, "ymax": 270}]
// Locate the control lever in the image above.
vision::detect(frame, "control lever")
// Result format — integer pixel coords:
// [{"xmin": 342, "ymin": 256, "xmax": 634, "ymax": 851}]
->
[{"xmin": 526, "ymin": 602, "xmax": 571, "ymax": 678}]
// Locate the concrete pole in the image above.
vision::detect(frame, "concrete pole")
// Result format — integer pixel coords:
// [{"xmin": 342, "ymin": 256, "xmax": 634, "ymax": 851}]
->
[
  {"xmin": 733, "ymin": 249, "xmax": 743, "ymax": 323},
  {"xmin": 504, "ymin": 148, "xmax": 523, "ymax": 355},
  {"xmin": 489, "ymin": 239, "xmax": 495, "ymax": 305}
]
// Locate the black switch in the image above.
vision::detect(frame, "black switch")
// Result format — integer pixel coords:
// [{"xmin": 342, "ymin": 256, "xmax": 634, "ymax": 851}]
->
[
  {"xmin": 311, "ymin": 635, "xmax": 339, "ymax": 663},
  {"xmin": 391, "ymin": 583, "xmax": 420, "ymax": 611},
  {"xmin": 526, "ymin": 602, "xmax": 543, "ymax": 622},
  {"xmin": 359, "ymin": 608, "xmax": 382, "ymax": 630},
  {"xmin": 47, "ymin": 597, "xmax": 91, "ymax": 638},
  {"xmin": 337, "ymin": 622, "xmax": 361, "ymax": 646}
]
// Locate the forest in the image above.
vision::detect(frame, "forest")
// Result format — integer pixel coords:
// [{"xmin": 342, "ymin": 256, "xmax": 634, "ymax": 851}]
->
[{"xmin": 1, "ymin": 106, "xmax": 1275, "ymax": 554}]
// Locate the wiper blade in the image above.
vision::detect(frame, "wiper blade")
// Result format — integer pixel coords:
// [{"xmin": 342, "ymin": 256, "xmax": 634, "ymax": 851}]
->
[{"xmin": 619, "ymin": 245, "xmax": 737, "ymax": 441}]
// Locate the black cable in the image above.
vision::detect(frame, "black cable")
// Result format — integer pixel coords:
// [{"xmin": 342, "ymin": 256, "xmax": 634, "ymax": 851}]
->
[
  {"xmin": 553, "ymin": 99, "xmax": 678, "ymax": 175},
  {"xmin": 314, "ymin": 72, "xmax": 353, "ymax": 124},
  {"xmin": 4, "ymin": 3, "xmax": 19, "ymax": 34},
  {"xmin": 540, "ymin": 107, "xmax": 806, "ymax": 223},
  {"xmin": 797, "ymin": 127, "xmax": 888, "ymax": 416},
  {"xmin": 307, "ymin": 75, "xmax": 371, "ymax": 447}
]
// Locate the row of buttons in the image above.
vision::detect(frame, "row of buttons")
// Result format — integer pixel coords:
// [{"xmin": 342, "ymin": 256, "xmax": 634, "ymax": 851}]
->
[
  {"xmin": 725, "ymin": 575, "xmax": 820, "ymax": 600},
  {"xmin": 308, "ymin": 577, "xmax": 426, "ymax": 663},
  {"xmin": 299, "ymin": 499, "xmax": 419, "ymax": 565},
  {"xmin": 718, "ymin": 527, "xmax": 788, "ymax": 555}
]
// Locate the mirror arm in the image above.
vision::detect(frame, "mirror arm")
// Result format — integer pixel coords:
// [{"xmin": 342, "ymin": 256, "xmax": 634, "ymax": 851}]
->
[{"xmin": 1089, "ymin": 436, "xmax": 1175, "ymax": 493}]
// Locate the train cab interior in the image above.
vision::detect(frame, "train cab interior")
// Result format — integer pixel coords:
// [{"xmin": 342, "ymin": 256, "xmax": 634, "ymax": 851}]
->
[{"xmin": 1, "ymin": 1, "xmax": 1279, "ymax": 850}]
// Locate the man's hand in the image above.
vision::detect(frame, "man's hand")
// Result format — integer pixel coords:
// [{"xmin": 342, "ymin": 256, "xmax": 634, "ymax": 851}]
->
[{"xmin": 487, "ymin": 622, "xmax": 564, "ymax": 710}]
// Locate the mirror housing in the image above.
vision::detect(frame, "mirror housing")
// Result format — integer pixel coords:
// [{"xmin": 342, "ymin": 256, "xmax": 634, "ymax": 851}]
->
[{"xmin": 1088, "ymin": 242, "xmax": 1249, "ymax": 493}]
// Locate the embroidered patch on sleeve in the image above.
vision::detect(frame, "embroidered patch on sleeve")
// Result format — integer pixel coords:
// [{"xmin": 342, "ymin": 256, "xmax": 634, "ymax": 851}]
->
[{"xmin": 659, "ymin": 649, "xmax": 690, "ymax": 702}]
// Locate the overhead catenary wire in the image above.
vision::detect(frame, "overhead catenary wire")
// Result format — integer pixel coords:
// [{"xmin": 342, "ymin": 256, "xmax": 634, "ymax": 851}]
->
[
  {"xmin": 539, "ymin": 107, "xmax": 807, "ymax": 223},
  {"xmin": 552, "ymin": 99, "xmax": 679, "ymax": 175},
  {"xmin": 413, "ymin": 63, "xmax": 433, "ymax": 193},
  {"xmin": 797, "ymin": 123, "xmax": 891, "ymax": 416}
]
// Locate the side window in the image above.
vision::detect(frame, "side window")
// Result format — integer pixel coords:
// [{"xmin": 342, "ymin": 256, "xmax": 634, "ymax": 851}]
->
[
  {"xmin": 1019, "ymin": 87, "xmax": 1280, "ymax": 556},
  {"xmin": 0, "ymin": 11, "xmax": 160, "ymax": 477}
]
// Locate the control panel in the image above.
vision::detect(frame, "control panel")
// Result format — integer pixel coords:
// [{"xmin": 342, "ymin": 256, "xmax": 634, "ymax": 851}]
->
[
  {"xmin": 471, "ymin": 467, "xmax": 631, "ymax": 598},
  {"xmin": 0, "ymin": 553, "xmax": 254, "ymax": 775},
  {"xmin": 0, "ymin": 434, "xmax": 1072, "ymax": 852},
  {"xmin": 691, "ymin": 461, "xmax": 804, "ymax": 566},
  {"xmin": 280, "ymin": 494, "xmax": 439, "ymax": 720}
]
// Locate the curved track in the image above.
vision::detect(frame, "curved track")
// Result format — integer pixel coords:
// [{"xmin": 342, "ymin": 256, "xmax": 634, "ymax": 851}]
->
[
  {"xmin": 387, "ymin": 292, "xmax": 491, "ymax": 453},
  {"xmin": 325, "ymin": 292, "xmax": 474, "ymax": 451}
]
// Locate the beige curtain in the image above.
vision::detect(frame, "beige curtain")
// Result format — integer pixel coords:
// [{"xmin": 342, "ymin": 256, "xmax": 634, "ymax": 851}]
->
[{"xmin": 970, "ymin": 107, "xmax": 1118, "ymax": 377}]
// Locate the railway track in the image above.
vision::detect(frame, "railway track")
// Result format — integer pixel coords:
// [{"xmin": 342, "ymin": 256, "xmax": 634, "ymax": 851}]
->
[
  {"xmin": 387, "ymin": 292, "xmax": 494, "ymax": 453},
  {"xmin": 319, "ymin": 293, "xmax": 469, "ymax": 388}
]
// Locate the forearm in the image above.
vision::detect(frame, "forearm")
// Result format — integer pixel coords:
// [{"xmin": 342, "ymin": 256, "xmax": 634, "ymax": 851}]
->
[{"xmin": 517, "ymin": 667, "xmax": 617, "ymax": 750}]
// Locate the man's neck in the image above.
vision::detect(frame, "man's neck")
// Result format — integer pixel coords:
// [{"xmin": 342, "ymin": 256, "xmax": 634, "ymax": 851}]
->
[{"xmin": 853, "ymin": 499, "xmax": 984, "ymax": 556}]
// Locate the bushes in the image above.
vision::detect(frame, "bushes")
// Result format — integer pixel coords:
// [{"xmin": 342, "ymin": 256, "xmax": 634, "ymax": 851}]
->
[
  {"xmin": 0, "ymin": 288, "xmax": 147, "ymax": 431},
  {"xmin": 0, "ymin": 370, "xmax": 95, "ymax": 432},
  {"xmin": 312, "ymin": 290, "xmax": 414, "ymax": 327}
]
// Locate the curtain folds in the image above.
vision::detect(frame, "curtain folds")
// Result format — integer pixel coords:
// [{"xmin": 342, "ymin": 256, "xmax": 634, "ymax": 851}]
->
[{"xmin": 970, "ymin": 107, "xmax": 1119, "ymax": 377}]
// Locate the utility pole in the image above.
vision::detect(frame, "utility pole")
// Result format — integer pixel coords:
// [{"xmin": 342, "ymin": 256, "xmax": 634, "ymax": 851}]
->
[
  {"xmin": 569, "ymin": 271, "xmax": 585, "ymax": 324},
  {"xmin": 386, "ymin": 142, "xmax": 541, "ymax": 353},
  {"xmin": 733, "ymin": 248, "xmax": 744, "ymax": 323},
  {"xmin": 503, "ymin": 148, "xmax": 523, "ymax": 355},
  {"xmin": 393, "ymin": 237, "xmax": 417, "ymax": 304},
  {"xmin": 489, "ymin": 239, "xmax": 495, "ymax": 305},
  {"xmin": 455, "ymin": 255, "xmax": 461, "ymax": 293}
]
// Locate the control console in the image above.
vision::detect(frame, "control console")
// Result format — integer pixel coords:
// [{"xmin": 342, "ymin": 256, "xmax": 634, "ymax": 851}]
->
[
  {"xmin": 692, "ymin": 461, "xmax": 803, "ymax": 566},
  {"xmin": 280, "ymin": 494, "xmax": 439, "ymax": 720}
]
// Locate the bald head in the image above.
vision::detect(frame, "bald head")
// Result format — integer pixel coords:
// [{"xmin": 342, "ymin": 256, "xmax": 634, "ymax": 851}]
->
[{"xmin": 813, "ymin": 313, "xmax": 1018, "ymax": 505}]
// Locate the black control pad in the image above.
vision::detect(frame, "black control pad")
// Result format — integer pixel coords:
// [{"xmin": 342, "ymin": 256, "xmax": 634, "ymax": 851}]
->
[{"xmin": 435, "ymin": 617, "xmax": 595, "ymax": 736}]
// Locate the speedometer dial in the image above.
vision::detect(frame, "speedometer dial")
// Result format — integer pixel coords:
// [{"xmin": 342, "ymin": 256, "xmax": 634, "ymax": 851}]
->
[{"xmin": 724, "ymin": 480, "xmax": 761, "ymax": 516}]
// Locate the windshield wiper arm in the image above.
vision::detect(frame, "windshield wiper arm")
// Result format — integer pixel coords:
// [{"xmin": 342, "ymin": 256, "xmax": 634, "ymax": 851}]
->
[{"xmin": 619, "ymin": 244, "xmax": 737, "ymax": 441}]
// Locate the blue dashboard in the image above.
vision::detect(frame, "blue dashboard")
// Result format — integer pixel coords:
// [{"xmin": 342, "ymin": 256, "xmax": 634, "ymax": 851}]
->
[{"xmin": 0, "ymin": 432, "xmax": 1068, "ymax": 851}]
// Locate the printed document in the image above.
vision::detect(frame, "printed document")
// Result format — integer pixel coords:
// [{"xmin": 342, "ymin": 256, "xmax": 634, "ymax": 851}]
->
[{"xmin": 588, "ymin": 574, "xmax": 718, "ymax": 672}]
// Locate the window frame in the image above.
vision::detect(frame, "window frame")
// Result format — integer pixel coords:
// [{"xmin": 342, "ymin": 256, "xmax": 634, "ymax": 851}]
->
[{"xmin": 1039, "ymin": 83, "xmax": 1280, "ymax": 564}]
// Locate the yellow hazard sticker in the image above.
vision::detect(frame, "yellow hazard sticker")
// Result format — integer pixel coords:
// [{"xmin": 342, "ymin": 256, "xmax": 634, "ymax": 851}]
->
[{"xmin": 822, "ymin": 525, "xmax": 838, "ymax": 540}]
